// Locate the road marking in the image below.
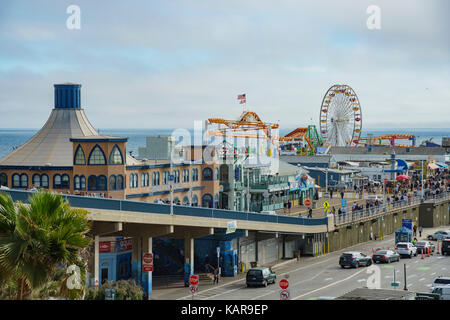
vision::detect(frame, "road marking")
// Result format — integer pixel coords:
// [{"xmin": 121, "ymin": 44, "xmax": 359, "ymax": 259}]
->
[
  {"xmin": 407, "ymin": 284, "xmax": 413, "ymax": 287},
  {"xmin": 431, "ymin": 272, "xmax": 436, "ymax": 276},
  {"xmin": 251, "ymin": 290, "xmax": 275, "ymax": 300},
  {"xmin": 419, "ymin": 278, "xmax": 426, "ymax": 281},
  {"xmin": 426, "ymin": 284, "xmax": 432, "ymax": 287},
  {"xmin": 442, "ymin": 267, "xmax": 447, "ymax": 271},
  {"xmin": 416, "ymin": 266, "xmax": 430, "ymax": 271},
  {"xmin": 407, "ymin": 274, "xmax": 417, "ymax": 278},
  {"xmin": 357, "ymin": 279, "xmax": 366, "ymax": 283},
  {"xmin": 324, "ymin": 278, "xmax": 333, "ymax": 281},
  {"xmin": 384, "ymin": 275, "xmax": 391, "ymax": 279},
  {"xmin": 292, "ymin": 269, "xmax": 366, "ymax": 300}
]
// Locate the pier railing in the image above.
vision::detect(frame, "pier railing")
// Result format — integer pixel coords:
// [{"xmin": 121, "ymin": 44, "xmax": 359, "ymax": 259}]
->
[{"xmin": 334, "ymin": 192, "xmax": 450, "ymax": 226}]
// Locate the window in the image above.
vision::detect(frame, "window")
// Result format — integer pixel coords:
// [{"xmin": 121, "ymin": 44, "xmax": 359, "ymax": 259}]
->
[
  {"xmin": 174, "ymin": 170, "xmax": 180, "ymax": 183},
  {"xmin": 74, "ymin": 176, "xmax": 81, "ymax": 190},
  {"xmin": 110, "ymin": 175, "xmax": 116, "ymax": 190},
  {"xmin": 215, "ymin": 168, "xmax": 219, "ymax": 180},
  {"xmin": 12, "ymin": 174, "xmax": 20, "ymax": 188},
  {"xmin": 20, "ymin": 174, "xmax": 28, "ymax": 188},
  {"xmin": 88, "ymin": 175, "xmax": 96, "ymax": 190},
  {"xmin": 192, "ymin": 168, "xmax": 199, "ymax": 182},
  {"xmin": 202, "ymin": 194, "xmax": 213, "ymax": 208},
  {"xmin": 163, "ymin": 171, "xmax": 168, "ymax": 185},
  {"xmin": 74, "ymin": 145, "xmax": 86, "ymax": 165},
  {"xmin": 155, "ymin": 172, "xmax": 159, "ymax": 185},
  {"xmin": 32, "ymin": 174, "xmax": 41, "ymax": 188},
  {"xmin": 183, "ymin": 169, "xmax": 189, "ymax": 183},
  {"xmin": 54, "ymin": 174, "xmax": 62, "ymax": 188},
  {"xmin": 0, "ymin": 173, "xmax": 7, "ymax": 187},
  {"xmin": 130, "ymin": 173, "xmax": 138, "ymax": 188},
  {"xmin": 97, "ymin": 175, "xmax": 107, "ymax": 190},
  {"xmin": 80, "ymin": 175, "xmax": 86, "ymax": 190},
  {"xmin": 192, "ymin": 194, "xmax": 198, "ymax": 206},
  {"xmin": 142, "ymin": 173, "xmax": 146, "ymax": 187},
  {"xmin": 202, "ymin": 167, "xmax": 213, "ymax": 181},
  {"xmin": 88, "ymin": 145, "xmax": 106, "ymax": 165},
  {"xmin": 41, "ymin": 174, "xmax": 49, "ymax": 188},
  {"xmin": 61, "ymin": 174, "xmax": 70, "ymax": 189},
  {"xmin": 109, "ymin": 145, "xmax": 123, "ymax": 164},
  {"xmin": 117, "ymin": 175, "xmax": 124, "ymax": 190},
  {"xmin": 182, "ymin": 196, "xmax": 189, "ymax": 205}
]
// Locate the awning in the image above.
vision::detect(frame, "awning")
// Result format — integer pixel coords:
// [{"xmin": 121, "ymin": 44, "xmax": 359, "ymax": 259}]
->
[
  {"xmin": 428, "ymin": 163, "xmax": 439, "ymax": 170},
  {"xmin": 436, "ymin": 162, "xmax": 448, "ymax": 168},
  {"xmin": 314, "ymin": 185, "xmax": 321, "ymax": 188}
]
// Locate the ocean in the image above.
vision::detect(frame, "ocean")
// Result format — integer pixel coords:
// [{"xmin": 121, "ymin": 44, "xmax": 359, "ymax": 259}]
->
[{"xmin": 0, "ymin": 128, "xmax": 448, "ymax": 160}]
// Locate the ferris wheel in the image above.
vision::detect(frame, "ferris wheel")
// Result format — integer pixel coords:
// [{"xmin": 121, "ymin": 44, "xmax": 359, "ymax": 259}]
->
[{"xmin": 319, "ymin": 84, "xmax": 362, "ymax": 147}]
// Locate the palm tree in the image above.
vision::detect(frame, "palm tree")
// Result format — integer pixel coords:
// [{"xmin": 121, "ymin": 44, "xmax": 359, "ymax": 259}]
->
[{"xmin": 0, "ymin": 191, "xmax": 91, "ymax": 299}]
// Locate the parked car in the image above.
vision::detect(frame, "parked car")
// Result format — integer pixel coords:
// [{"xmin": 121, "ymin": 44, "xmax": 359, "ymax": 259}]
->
[
  {"xmin": 246, "ymin": 267, "xmax": 276, "ymax": 287},
  {"xmin": 372, "ymin": 250, "xmax": 400, "ymax": 263},
  {"xmin": 427, "ymin": 230, "xmax": 450, "ymax": 241},
  {"xmin": 394, "ymin": 242, "xmax": 418, "ymax": 258},
  {"xmin": 432, "ymin": 277, "xmax": 450, "ymax": 289},
  {"xmin": 415, "ymin": 241, "xmax": 436, "ymax": 254},
  {"xmin": 339, "ymin": 252, "xmax": 372, "ymax": 268},
  {"xmin": 442, "ymin": 239, "xmax": 450, "ymax": 256},
  {"xmin": 431, "ymin": 286, "xmax": 450, "ymax": 300}
]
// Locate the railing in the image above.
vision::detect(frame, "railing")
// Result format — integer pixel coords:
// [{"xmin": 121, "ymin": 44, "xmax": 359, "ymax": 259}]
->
[
  {"xmin": 2, "ymin": 189, "xmax": 329, "ymax": 227},
  {"xmin": 334, "ymin": 192, "xmax": 450, "ymax": 226}
]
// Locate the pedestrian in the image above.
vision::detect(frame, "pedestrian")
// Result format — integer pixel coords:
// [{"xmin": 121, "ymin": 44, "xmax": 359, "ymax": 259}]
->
[
  {"xmin": 330, "ymin": 188, "xmax": 334, "ymax": 199},
  {"xmin": 412, "ymin": 237, "xmax": 417, "ymax": 245},
  {"xmin": 213, "ymin": 267, "xmax": 220, "ymax": 284},
  {"xmin": 340, "ymin": 190, "xmax": 344, "ymax": 199},
  {"xmin": 308, "ymin": 207, "xmax": 312, "ymax": 218},
  {"xmin": 413, "ymin": 225, "xmax": 417, "ymax": 237},
  {"xmin": 418, "ymin": 226, "xmax": 422, "ymax": 237}
]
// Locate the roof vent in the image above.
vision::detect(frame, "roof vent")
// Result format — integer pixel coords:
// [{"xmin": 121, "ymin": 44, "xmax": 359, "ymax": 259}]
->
[{"xmin": 54, "ymin": 83, "xmax": 81, "ymax": 109}]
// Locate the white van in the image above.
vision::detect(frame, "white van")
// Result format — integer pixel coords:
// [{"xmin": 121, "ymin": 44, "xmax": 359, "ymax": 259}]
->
[{"xmin": 431, "ymin": 287, "xmax": 450, "ymax": 300}]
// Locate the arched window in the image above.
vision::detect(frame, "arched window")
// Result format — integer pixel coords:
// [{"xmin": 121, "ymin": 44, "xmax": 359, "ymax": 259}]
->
[
  {"xmin": 214, "ymin": 193, "xmax": 219, "ymax": 208},
  {"xmin": 88, "ymin": 175, "xmax": 97, "ymax": 190},
  {"xmin": 74, "ymin": 145, "xmax": 86, "ymax": 165},
  {"xmin": 61, "ymin": 174, "xmax": 70, "ymax": 189},
  {"xmin": 163, "ymin": 171, "xmax": 168, "ymax": 185},
  {"xmin": 32, "ymin": 174, "xmax": 41, "ymax": 188},
  {"xmin": 88, "ymin": 145, "xmax": 106, "ymax": 165},
  {"xmin": 215, "ymin": 168, "xmax": 219, "ymax": 180},
  {"xmin": 41, "ymin": 174, "xmax": 49, "ymax": 188},
  {"xmin": 74, "ymin": 175, "xmax": 80, "ymax": 190},
  {"xmin": 174, "ymin": 170, "xmax": 180, "ymax": 183},
  {"xmin": 192, "ymin": 194, "xmax": 198, "ymax": 206},
  {"xmin": 182, "ymin": 196, "xmax": 189, "ymax": 205},
  {"xmin": 53, "ymin": 174, "xmax": 62, "ymax": 189},
  {"xmin": 174, "ymin": 197, "xmax": 180, "ymax": 204},
  {"xmin": 202, "ymin": 167, "xmax": 213, "ymax": 181},
  {"xmin": 183, "ymin": 169, "xmax": 189, "ymax": 183},
  {"xmin": 97, "ymin": 175, "xmax": 107, "ymax": 190},
  {"xmin": 117, "ymin": 175, "xmax": 124, "ymax": 190},
  {"xmin": 109, "ymin": 175, "xmax": 116, "ymax": 190},
  {"xmin": 155, "ymin": 172, "xmax": 159, "ymax": 185},
  {"xmin": 0, "ymin": 173, "xmax": 7, "ymax": 187},
  {"xmin": 12, "ymin": 174, "xmax": 20, "ymax": 188},
  {"xmin": 109, "ymin": 145, "xmax": 123, "ymax": 165},
  {"xmin": 20, "ymin": 174, "xmax": 28, "ymax": 188},
  {"xmin": 80, "ymin": 175, "xmax": 86, "ymax": 190},
  {"xmin": 142, "ymin": 173, "xmax": 146, "ymax": 187},
  {"xmin": 202, "ymin": 194, "xmax": 213, "ymax": 208}
]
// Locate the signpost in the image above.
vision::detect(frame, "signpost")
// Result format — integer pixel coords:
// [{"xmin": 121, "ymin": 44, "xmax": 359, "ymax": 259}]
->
[
  {"xmin": 402, "ymin": 219, "xmax": 412, "ymax": 231},
  {"xmin": 323, "ymin": 201, "xmax": 330, "ymax": 213},
  {"xmin": 189, "ymin": 275, "xmax": 199, "ymax": 299},
  {"xmin": 305, "ymin": 199, "xmax": 311, "ymax": 206},
  {"xmin": 143, "ymin": 253, "xmax": 154, "ymax": 272},
  {"xmin": 226, "ymin": 220, "xmax": 237, "ymax": 234},
  {"xmin": 279, "ymin": 278, "xmax": 290, "ymax": 300}
]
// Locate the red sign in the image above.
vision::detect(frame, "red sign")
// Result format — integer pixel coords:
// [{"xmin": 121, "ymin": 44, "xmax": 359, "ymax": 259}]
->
[
  {"xmin": 143, "ymin": 264, "xmax": 153, "ymax": 272},
  {"xmin": 384, "ymin": 178, "xmax": 388, "ymax": 183},
  {"xmin": 99, "ymin": 241, "xmax": 111, "ymax": 252},
  {"xmin": 189, "ymin": 275, "xmax": 199, "ymax": 286},
  {"xmin": 304, "ymin": 199, "xmax": 311, "ymax": 206},
  {"xmin": 119, "ymin": 239, "xmax": 132, "ymax": 251},
  {"xmin": 279, "ymin": 279, "xmax": 289, "ymax": 290},
  {"xmin": 143, "ymin": 253, "xmax": 153, "ymax": 264}
]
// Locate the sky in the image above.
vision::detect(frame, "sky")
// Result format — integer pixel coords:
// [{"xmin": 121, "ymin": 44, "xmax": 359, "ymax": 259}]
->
[{"xmin": 0, "ymin": 0, "xmax": 449, "ymax": 131}]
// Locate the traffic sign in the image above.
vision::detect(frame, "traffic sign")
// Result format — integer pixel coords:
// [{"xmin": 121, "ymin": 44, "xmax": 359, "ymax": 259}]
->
[
  {"xmin": 323, "ymin": 201, "xmax": 330, "ymax": 209},
  {"xmin": 143, "ymin": 264, "xmax": 153, "ymax": 272},
  {"xmin": 168, "ymin": 175, "xmax": 174, "ymax": 182},
  {"xmin": 305, "ymin": 199, "xmax": 311, "ymax": 206},
  {"xmin": 341, "ymin": 199, "xmax": 347, "ymax": 207},
  {"xmin": 189, "ymin": 275, "xmax": 199, "ymax": 286},
  {"xmin": 280, "ymin": 289, "xmax": 290, "ymax": 300},
  {"xmin": 143, "ymin": 253, "xmax": 153, "ymax": 264},
  {"xmin": 189, "ymin": 285, "xmax": 198, "ymax": 294},
  {"xmin": 402, "ymin": 219, "xmax": 412, "ymax": 231},
  {"xmin": 279, "ymin": 279, "xmax": 289, "ymax": 290},
  {"xmin": 391, "ymin": 282, "xmax": 400, "ymax": 287}
]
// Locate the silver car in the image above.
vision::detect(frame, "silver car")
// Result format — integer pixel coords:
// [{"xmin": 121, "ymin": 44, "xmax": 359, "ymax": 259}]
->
[
  {"xmin": 427, "ymin": 230, "xmax": 450, "ymax": 241},
  {"xmin": 395, "ymin": 242, "xmax": 418, "ymax": 258}
]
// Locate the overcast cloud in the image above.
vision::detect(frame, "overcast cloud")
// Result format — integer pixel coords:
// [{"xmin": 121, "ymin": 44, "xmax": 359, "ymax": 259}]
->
[{"xmin": 0, "ymin": 0, "xmax": 449, "ymax": 130}]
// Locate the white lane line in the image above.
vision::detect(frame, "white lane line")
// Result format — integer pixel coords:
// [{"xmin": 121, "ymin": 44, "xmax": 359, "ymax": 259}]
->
[
  {"xmin": 408, "ymin": 274, "xmax": 417, "ymax": 278},
  {"xmin": 385, "ymin": 276, "xmax": 391, "ymax": 279},
  {"xmin": 419, "ymin": 278, "xmax": 426, "ymax": 281},
  {"xmin": 426, "ymin": 284, "xmax": 432, "ymax": 287},
  {"xmin": 407, "ymin": 284, "xmax": 413, "ymax": 287},
  {"xmin": 292, "ymin": 269, "xmax": 366, "ymax": 300},
  {"xmin": 202, "ymin": 286, "xmax": 246, "ymax": 300},
  {"xmin": 251, "ymin": 290, "xmax": 275, "ymax": 300},
  {"xmin": 442, "ymin": 267, "xmax": 447, "ymax": 271},
  {"xmin": 357, "ymin": 279, "xmax": 366, "ymax": 283},
  {"xmin": 431, "ymin": 272, "xmax": 436, "ymax": 276},
  {"xmin": 324, "ymin": 278, "xmax": 333, "ymax": 281}
]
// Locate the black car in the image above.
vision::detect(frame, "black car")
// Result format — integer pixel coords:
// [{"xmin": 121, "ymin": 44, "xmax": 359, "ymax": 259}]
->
[
  {"xmin": 442, "ymin": 239, "xmax": 450, "ymax": 256},
  {"xmin": 246, "ymin": 267, "xmax": 276, "ymax": 287},
  {"xmin": 372, "ymin": 250, "xmax": 400, "ymax": 263},
  {"xmin": 339, "ymin": 252, "xmax": 372, "ymax": 268},
  {"xmin": 415, "ymin": 241, "xmax": 436, "ymax": 254}
]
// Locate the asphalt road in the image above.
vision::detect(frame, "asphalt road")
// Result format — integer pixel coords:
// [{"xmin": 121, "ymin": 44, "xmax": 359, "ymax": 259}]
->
[{"xmin": 169, "ymin": 225, "xmax": 450, "ymax": 300}]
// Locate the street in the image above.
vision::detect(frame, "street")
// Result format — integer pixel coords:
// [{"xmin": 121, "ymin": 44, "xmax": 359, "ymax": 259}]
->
[{"xmin": 153, "ymin": 225, "xmax": 450, "ymax": 300}]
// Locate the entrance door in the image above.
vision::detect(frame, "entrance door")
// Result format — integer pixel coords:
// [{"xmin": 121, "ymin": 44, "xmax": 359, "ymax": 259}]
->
[{"xmin": 101, "ymin": 268, "xmax": 109, "ymax": 284}]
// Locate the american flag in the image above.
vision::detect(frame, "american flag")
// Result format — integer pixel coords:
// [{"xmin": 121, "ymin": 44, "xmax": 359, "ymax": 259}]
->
[{"xmin": 237, "ymin": 93, "xmax": 246, "ymax": 100}]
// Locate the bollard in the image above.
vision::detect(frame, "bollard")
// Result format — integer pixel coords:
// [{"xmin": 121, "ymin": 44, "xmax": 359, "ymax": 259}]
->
[
  {"xmin": 430, "ymin": 246, "xmax": 433, "ymax": 256},
  {"xmin": 421, "ymin": 248, "xmax": 424, "ymax": 259}
]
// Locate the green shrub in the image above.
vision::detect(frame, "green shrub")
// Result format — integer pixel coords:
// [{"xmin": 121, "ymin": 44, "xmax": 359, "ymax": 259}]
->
[{"xmin": 85, "ymin": 280, "xmax": 143, "ymax": 300}]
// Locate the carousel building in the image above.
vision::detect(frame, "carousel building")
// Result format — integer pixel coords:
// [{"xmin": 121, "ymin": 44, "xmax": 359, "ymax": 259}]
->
[{"xmin": 0, "ymin": 83, "xmax": 220, "ymax": 207}]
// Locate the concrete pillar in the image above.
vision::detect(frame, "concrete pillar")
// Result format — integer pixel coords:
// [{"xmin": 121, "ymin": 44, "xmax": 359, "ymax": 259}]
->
[
  {"xmin": 142, "ymin": 236, "xmax": 153, "ymax": 300},
  {"xmin": 131, "ymin": 237, "xmax": 141, "ymax": 285},
  {"xmin": 184, "ymin": 235, "xmax": 194, "ymax": 286},
  {"xmin": 94, "ymin": 235, "xmax": 99, "ymax": 287}
]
